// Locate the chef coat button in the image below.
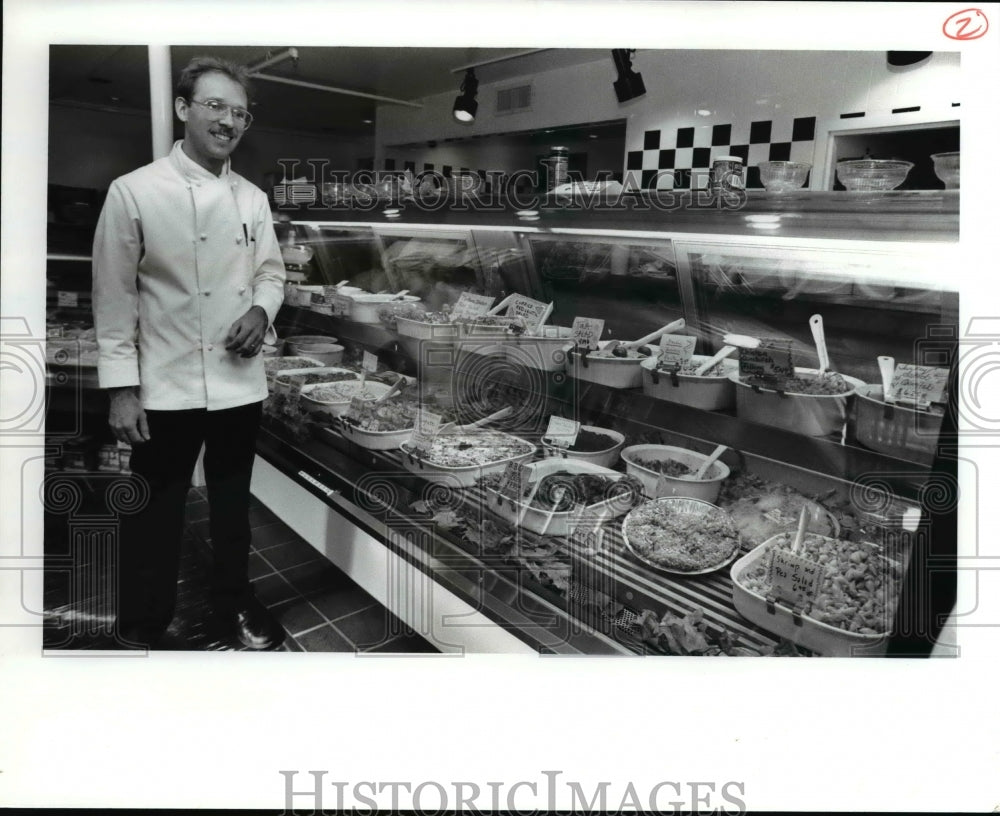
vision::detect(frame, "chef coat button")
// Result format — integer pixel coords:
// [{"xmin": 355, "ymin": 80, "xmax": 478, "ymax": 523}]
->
[
  {"xmin": 236, "ymin": 237, "xmax": 243, "ymax": 245},
  {"xmin": 200, "ymin": 233, "xmax": 208, "ymax": 241},
  {"xmin": 207, "ymin": 344, "xmax": 214, "ymax": 351},
  {"xmin": 203, "ymin": 290, "xmax": 211, "ymax": 296},
  {"xmin": 238, "ymin": 286, "xmax": 246, "ymax": 294}
]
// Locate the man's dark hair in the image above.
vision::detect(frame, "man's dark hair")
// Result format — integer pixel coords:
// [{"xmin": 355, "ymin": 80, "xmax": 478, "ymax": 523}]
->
[{"xmin": 176, "ymin": 55, "xmax": 254, "ymax": 104}]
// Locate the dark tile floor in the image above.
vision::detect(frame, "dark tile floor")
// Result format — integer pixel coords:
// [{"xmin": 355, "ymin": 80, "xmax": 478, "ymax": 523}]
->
[{"xmin": 43, "ymin": 482, "xmax": 439, "ymax": 654}]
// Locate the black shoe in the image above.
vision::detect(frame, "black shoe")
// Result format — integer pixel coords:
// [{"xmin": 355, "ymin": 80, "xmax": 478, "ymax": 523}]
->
[{"xmin": 215, "ymin": 595, "xmax": 285, "ymax": 650}]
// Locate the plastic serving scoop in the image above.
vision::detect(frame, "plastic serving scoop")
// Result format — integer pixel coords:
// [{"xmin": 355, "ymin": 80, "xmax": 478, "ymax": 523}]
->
[
  {"xmin": 878, "ymin": 355, "xmax": 896, "ymax": 404},
  {"xmin": 810, "ymin": 314, "xmax": 830, "ymax": 374},
  {"xmin": 722, "ymin": 333, "xmax": 761, "ymax": 349},
  {"xmin": 391, "ymin": 289, "xmax": 410, "ymax": 300},
  {"xmin": 442, "ymin": 405, "xmax": 513, "ymax": 434},
  {"xmin": 694, "ymin": 345, "xmax": 736, "ymax": 376},
  {"xmin": 373, "ymin": 374, "xmax": 406, "ymax": 404},
  {"xmin": 624, "ymin": 318, "xmax": 686, "ymax": 351},
  {"xmin": 691, "ymin": 444, "xmax": 728, "ymax": 480}
]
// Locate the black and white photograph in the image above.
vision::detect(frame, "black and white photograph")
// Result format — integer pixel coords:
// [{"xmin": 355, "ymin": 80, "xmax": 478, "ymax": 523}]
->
[{"xmin": 2, "ymin": 1, "xmax": 998, "ymax": 812}]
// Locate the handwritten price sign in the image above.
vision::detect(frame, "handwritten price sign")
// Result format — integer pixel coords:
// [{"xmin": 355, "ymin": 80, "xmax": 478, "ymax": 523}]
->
[
  {"xmin": 659, "ymin": 334, "xmax": 697, "ymax": 364},
  {"xmin": 449, "ymin": 292, "xmax": 495, "ymax": 321},
  {"xmin": 407, "ymin": 408, "xmax": 443, "ymax": 454},
  {"xmin": 738, "ymin": 338, "xmax": 794, "ymax": 385},
  {"xmin": 497, "ymin": 461, "xmax": 531, "ymax": 501},
  {"xmin": 767, "ymin": 548, "xmax": 823, "ymax": 609},
  {"xmin": 544, "ymin": 415, "xmax": 580, "ymax": 448},
  {"xmin": 888, "ymin": 364, "xmax": 948, "ymax": 408},
  {"xmin": 506, "ymin": 294, "xmax": 549, "ymax": 329},
  {"xmin": 572, "ymin": 317, "xmax": 605, "ymax": 350},
  {"xmin": 361, "ymin": 350, "xmax": 379, "ymax": 374}
]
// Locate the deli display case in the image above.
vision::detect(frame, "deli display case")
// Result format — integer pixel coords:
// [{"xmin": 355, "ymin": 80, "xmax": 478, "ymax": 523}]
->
[{"xmin": 253, "ymin": 190, "xmax": 959, "ymax": 657}]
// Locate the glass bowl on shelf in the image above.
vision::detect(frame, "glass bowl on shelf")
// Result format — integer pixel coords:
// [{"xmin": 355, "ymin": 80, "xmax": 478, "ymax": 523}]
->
[
  {"xmin": 757, "ymin": 161, "xmax": 811, "ymax": 192},
  {"xmin": 835, "ymin": 159, "xmax": 913, "ymax": 192},
  {"xmin": 930, "ymin": 152, "xmax": 959, "ymax": 189}
]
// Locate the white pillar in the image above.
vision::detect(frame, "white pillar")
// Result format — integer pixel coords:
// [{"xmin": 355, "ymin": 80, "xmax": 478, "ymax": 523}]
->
[{"xmin": 148, "ymin": 45, "xmax": 173, "ymax": 160}]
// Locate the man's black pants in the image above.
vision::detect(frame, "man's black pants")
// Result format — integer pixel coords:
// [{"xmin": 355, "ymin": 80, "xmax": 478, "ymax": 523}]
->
[{"xmin": 117, "ymin": 401, "xmax": 263, "ymax": 637}]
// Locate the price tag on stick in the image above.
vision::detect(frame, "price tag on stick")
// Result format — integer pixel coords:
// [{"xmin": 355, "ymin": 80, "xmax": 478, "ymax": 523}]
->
[
  {"xmin": 362, "ymin": 350, "xmax": 379, "ymax": 374},
  {"xmin": 887, "ymin": 364, "xmax": 948, "ymax": 409},
  {"xmin": 497, "ymin": 461, "xmax": 530, "ymax": 501},
  {"xmin": 659, "ymin": 334, "xmax": 696, "ymax": 364},
  {"xmin": 449, "ymin": 292, "xmax": 495, "ymax": 322},
  {"xmin": 344, "ymin": 395, "xmax": 367, "ymax": 424},
  {"xmin": 572, "ymin": 317, "xmax": 605, "ymax": 351},
  {"xmin": 767, "ymin": 548, "xmax": 823, "ymax": 610},
  {"xmin": 738, "ymin": 337, "xmax": 794, "ymax": 386},
  {"xmin": 408, "ymin": 408, "xmax": 443, "ymax": 455},
  {"xmin": 544, "ymin": 415, "xmax": 580, "ymax": 448}
]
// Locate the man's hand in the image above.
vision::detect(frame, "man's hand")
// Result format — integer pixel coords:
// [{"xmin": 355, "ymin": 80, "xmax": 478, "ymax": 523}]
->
[
  {"xmin": 108, "ymin": 387, "xmax": 150, "ymax": 444},
  {"xmin": 225, "ymin": 305, "xmax": 269, "ymax": 357}
]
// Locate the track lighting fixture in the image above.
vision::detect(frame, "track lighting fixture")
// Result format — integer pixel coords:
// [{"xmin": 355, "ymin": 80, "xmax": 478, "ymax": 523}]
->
[
  {"xmin": 453, "ymin": 69, "xmax": 479, "ymax": 123},
  {"xmin": 612, "ymin": 49, "xmax": 646, "ymax": 103}
]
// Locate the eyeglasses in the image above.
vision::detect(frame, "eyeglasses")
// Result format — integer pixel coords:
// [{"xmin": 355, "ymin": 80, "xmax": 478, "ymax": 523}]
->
[{"xmin": 188, "ymin": 98, "xmax": 253, "ymax": 129}]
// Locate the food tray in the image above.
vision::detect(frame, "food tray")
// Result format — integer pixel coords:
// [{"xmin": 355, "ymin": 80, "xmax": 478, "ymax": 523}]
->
[
  {"xmin": 541, "ymin": 425, "xmax": 626, "ymax": 469},
  {"xmin": 263, "ymin": 356, "xmax": 325, "ymax": 386},
  {"xmin": 731, "ymin": 367, "xmax": 864, "ymax": 438},
  {"xmin": 484, "ymin": 459, "xmax": 639, "ymax": 537},
  {"xmin": 621, "ymin": 497, "xmax": 741, "ymax": 575},
  {"xmin": 338, "ymin": 422, "xmax": 415, "ymax": 451},
  {"xmin": 272, "ymin": 366, "xmax": 360, "ymax": 395},
  {"xmin": 300, "ymin": 380, "xmax": 395, "ymax": 418},
  {"xmin": 730, "ymin": 534, "xmax": 893, "ymax": 656},
  {"xmin": 640, "ymin": 355, "xmax": 738, "ymax": 410},
  {"xmin": 568, "ymin": 342, "xmax": 658, "ymax": 389},
  {"xmin": 398, "ymin": 431, "xmax": 536, "ymax": 488},
  {"xmin": 395, "ymin": 316, "xmax": 460, "ymax": 342},
  {"xmin": 348, "ymin": 294, "xmax": 422, "ymax": 324},
  {"xmin": 852, "ymin": 384, "xmax": 943, "ymax": 465},
  {"xmin": 621, "ymin": 444, "xmax": 730, "ymax": 503}
]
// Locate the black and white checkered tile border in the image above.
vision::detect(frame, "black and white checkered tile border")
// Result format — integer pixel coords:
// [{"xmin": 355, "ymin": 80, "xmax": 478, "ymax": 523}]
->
[{"xmin": 626, "ymin": 116, "xmax": 817, "ymax": 190}]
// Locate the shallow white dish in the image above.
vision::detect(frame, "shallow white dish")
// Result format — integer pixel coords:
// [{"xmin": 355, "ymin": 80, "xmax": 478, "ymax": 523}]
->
[
  {"xmin": 300, "ymin": 380, "xmax": 394, "ymax": 418},
  {"xmin": 541, "ymin": 426, "xmax": 626, "ymax": 469},
  {"xmin": 730, "ymin": 533, "xmax": 895, "ymax": 656},
  {"xmin": 621, "ymin": 444, "xmax": 730, "ymax": 503},
  {"xmin": 621, "ymin": 497, "xmax": 741, "ymax": 575},
  {"xmin": 485, "ymin": 458, "xmax": 640, "ymax": 537},
  {"xmin": 398, "ymin": 431, "xmax": 536, "ymax": 488},
  {"xmin": 640, "ymin": 355, "xmax": 738, "ymax": 410},
  {"xmin": 568, "ymin": 341, "xmax": 658, "ymax": 389}
]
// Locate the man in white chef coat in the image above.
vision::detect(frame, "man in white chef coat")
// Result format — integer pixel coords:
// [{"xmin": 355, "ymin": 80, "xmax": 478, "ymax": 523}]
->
[{"xmin": 92, "ymin": 56, "xmax": 286, "ymax": 649}]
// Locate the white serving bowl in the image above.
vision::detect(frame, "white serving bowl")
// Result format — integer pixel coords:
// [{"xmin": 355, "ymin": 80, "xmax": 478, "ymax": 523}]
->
[
  {"xmin": 640, "ymin": 355, "xmax": 738, "ymax": 410},
  {"xmin": 348, "ymin": 294, "xmax": 422, "ymax": 324},
  {"xmin": 300, "ymin": 380, "xmax": 394, "ymax": 418},
  {"xmin": 730, "ymin": 367, "xmax": 864, "ymax": 438},
  {"xmin": 568, "ymin": 342, "xmax": 658, "ymax": 389},
  {"xmin": 621, "ymin": 443, "xmax": 730, "ymax": 503},
  {"xmin": 540, "ymin": 426, "xmax": 626, "ymax": 469},
  {"xmin": 272, "ymin": 366, "xmax": 360, "ymax": 396}
]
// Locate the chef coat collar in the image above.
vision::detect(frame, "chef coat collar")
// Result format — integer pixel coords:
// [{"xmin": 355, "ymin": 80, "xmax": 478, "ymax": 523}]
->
[{"xmin": 169, "ymin": 139, "xmax": 232, "ymax": 184}]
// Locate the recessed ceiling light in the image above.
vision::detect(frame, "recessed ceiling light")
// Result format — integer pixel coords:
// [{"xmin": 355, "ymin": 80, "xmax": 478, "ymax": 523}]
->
[
  {"xmin": 696, "ymin": 109, "xmax": 712, "ymax": 117},
  {"xmin": 110, "ymin": 96, "xmax": 120, "ymax": 102},
  {"xmin": 589, "ymin": 134, "xmax": 598, "ymax": 139},
  {"xmin": 362, "ymin": 119, "xmax": 373, "ymax": 124}
]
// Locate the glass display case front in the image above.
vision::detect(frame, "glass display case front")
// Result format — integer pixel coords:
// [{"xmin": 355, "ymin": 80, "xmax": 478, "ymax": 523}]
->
[{"xmin": 256, "ymin": 195, "xmax": 959, "ymax": 657}]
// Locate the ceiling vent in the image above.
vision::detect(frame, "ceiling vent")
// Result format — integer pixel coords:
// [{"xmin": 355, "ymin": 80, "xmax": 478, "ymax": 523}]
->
[{"xmin": 496, "ymin": 84, "xmax": 532, "ymax": 115}]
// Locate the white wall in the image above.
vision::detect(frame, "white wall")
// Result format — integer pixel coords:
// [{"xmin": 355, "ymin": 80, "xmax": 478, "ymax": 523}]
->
[
  {"xmin": 48, "ymin": 103, "xmax": 375, "ymax": 192},
  {"xmin": 376, "ymin": 50, "xmax": 961, "ymax": 189}
]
